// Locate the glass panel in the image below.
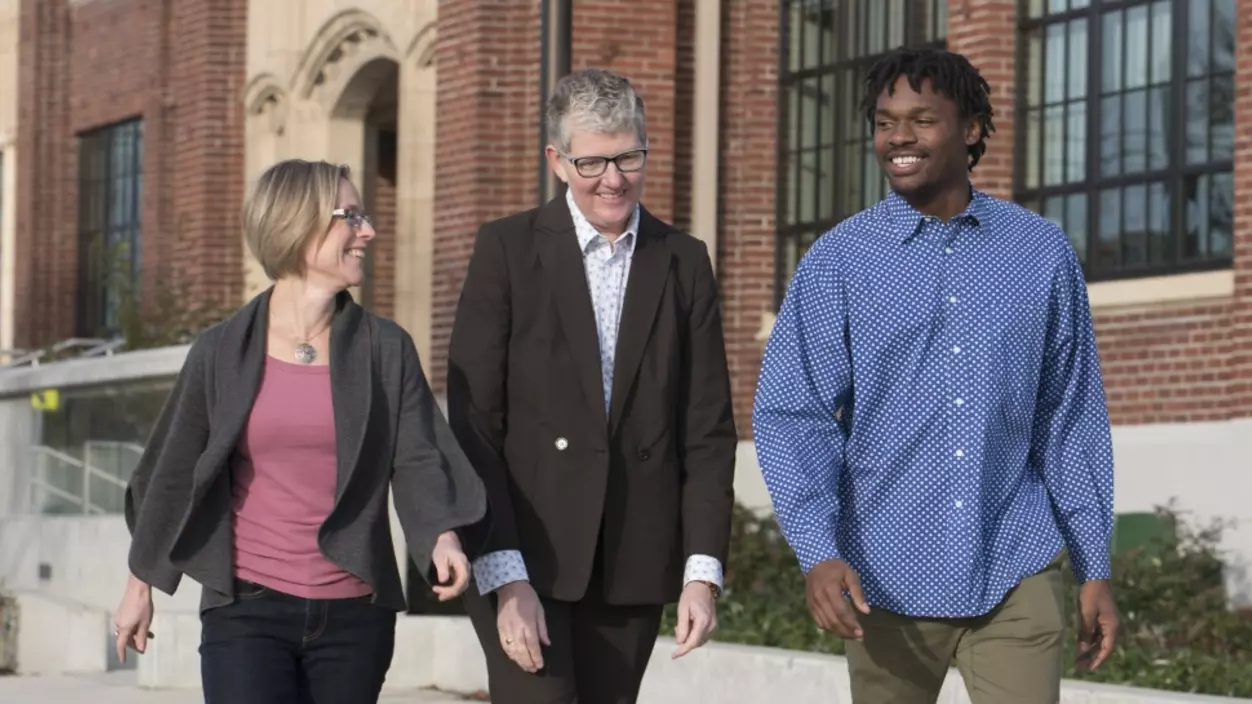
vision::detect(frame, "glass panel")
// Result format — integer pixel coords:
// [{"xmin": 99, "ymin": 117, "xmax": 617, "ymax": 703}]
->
[
  {"xmin": 820, "ymin": 74, "xmax": 836, "ymax": 146},
  {"xmin": 1124, "ymin": 5, "xmax": 1148, "ymax": 90},
  {"xmin": 863, "ymin": 143, "xmax": 884, "ymax": 204},
  {"xmin": 789, "ymin": 2, "xmax": 803, "ymax": 72},
  {"xmin": 934, "ymin": 0, "xmax": 948, "ymax": 40},
  {"xmin": 1101, "ymin": 11, "xmax": 1123, "ymax": 94},
  {"xmin": 1209, "ymin": 171, "xmax": 1233, "ymax": 257},
  {"xmin": 1025, "ymin": 107, "xmax": 1042, "ymax": 189},
  {"xmin": 788, "ymin": 87, "xmax": 800, "ymax": 151},
  {"xmin": 1122, "ymin": 89, "xmax": 1146, "ymax": 174},
  {"xmin": 867, "ymin": 0, "xmax": 886, "ymax": 55},
  {"xmin": 1065, "ymin": 193, "xmax": 1088, "ymax": 263},
  {"xmin": 1097, "ymin": 188, "xmax": 1121, "ymax": 272},
  {"xmin": 1044, "ymin": 195, "xmax": 1065, "ymax": 229},
  {"xmin": 1148, "ymin": 86, "xmax": 1169, "ymax": 170},
  {"xmin": 818, "ymin": 146, "xmax": 836, "ymax": 220},
  {"xmin": 1045, "ymin": 24, "xmax": 1068, "ymax": 104},
  {"xmin": 1071, "ymin": 0, "xmax": 1089, "ymax": 8},
  {"xmin": 1188, "ymin": 0, "xmax": 1210, "ymax": 78},
  {"xmin": 822, "ymin": 2, "xmax": 837, "ymax": 64},
  {"xmin": 1043, "ymin": 105, "xmax": 1065, "ymax": 186},
  {"xmin": 1027, "ymin": 28, "xmax": 1044, "ymax": 108},
  {"xmin": 802, "ymin": 5, "xmax": 822, "ymax": 69},
  {"xmin": 1067, "ymin": 19, "xmax": 1087, "ymax": 100},
  {"xmin": 783, "ymin": 153, "xmax": 797, "ymax": 225},
  {"xmin": 1184, "ymin": 174, "xmax": 1209, "ymax": 259},
  {"xmin": 887, "ymin": 0, "xmax": 906, "ymax": 48},
  {"xmin": 1209, "ymin": 72, "xmax": 1234, "ymax": 161},
  {"xmin": 799, "ymin": 150, "xmax": 818, "ymax": 222},
  {"xmin": 1150, "ymin": 0, "xmax": 1171, "ymax": 84},
  {"xmin": 1122, "ymin": 184, "xmax": 1147, "ymax": 267},
  {"xmin": 1066, "ymin": 100, "xmax": 1086, "ymax": 183},
  {"xmin": 1048, "ymin": 0, "xmax": 1067, "ymax": 13},
  {"xmin": 1147, "ymin": 181, "xmax": 1169, "ymax": 264},
  {"xmin": 1186, "ymin": 79, "xmax": 1209, "ymax": 164},
  {"xmin": 1213, "ymin": 0, "xmax": 1235, "ymax": 72},
  {"xmin": 1029, "ymin": 0, "xmax": 1044, "ymax": 19},
  {"xmin": 1100, "ymin": 95, "xmax": 1121, "ymax": 176},
  {"xmin": 801, "ymin": 78, "xmax": 821, "ymax": 149}
]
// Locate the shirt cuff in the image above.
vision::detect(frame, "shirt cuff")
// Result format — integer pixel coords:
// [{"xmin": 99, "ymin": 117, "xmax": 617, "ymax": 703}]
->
[
  {"xmin": 682, "ymin": 554, "xmax": 724, "ymax": 591},
  {"xmin": 472, "ymin": 550, "xmax": 529, "ymax": 595}
]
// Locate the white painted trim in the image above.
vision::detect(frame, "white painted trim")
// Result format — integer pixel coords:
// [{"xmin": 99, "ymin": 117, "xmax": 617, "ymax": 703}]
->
[
  {"xmin": 0, "ymin": 345, "xmax": 189, "ymax": 397},
  {"xmin": 1088, "ymin": 270, "xmax": 1234, "ymax": 310},
  {"xmin": 691, "ymin": 0, "xmax": 721, "ymax": 270}
]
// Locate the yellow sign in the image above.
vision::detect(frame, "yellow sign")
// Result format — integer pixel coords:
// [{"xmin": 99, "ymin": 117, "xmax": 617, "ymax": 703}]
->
[{"xmin": 30, "ymin": 389, "xmax": 59, "ymax": 412}]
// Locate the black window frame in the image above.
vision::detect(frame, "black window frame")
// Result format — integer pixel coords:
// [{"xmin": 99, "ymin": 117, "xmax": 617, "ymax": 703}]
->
[
  {"xmin": 77, "ymin": 119, "xmax": 144, "ymax": 338},
  {"xmin": 1014, "ymin": 0, "xmax": 1236, "ymax": 283},
  {"xmin": 775, "ymin": 0, "xmax": 948, "ymax": 305}
]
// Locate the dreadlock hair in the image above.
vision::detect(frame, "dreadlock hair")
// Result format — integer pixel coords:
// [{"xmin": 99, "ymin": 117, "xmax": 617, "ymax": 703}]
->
[{"xmin": 860, "ymin": 47, "xmax": 997, "ymax": 172}]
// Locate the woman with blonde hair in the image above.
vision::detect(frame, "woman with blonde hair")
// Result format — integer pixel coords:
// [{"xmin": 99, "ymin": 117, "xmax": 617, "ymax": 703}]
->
[{"xmin": 111, "ymin": 159, "xmax": 487, "ymax": 703}]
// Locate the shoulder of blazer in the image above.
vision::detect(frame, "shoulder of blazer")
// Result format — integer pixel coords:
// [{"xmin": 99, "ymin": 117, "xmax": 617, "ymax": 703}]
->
[{"xmin": 639, "ymin": 207, "xmax": 709, "ymax": 265}]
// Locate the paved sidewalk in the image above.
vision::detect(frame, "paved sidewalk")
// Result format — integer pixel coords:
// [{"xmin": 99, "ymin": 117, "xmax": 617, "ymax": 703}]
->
[{"xmin": 0, "ymin": 671, "xmax": 483, "ymax": 703}]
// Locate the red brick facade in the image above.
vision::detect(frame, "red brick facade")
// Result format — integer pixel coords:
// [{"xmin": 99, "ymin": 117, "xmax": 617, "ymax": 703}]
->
[
  {"xmin": 14, "ymin": 0, "xmax": 1252, "ymax": 433},
  {"xmin": 15, "ymin": 0, "xmax": 247, "ymax": 348}
]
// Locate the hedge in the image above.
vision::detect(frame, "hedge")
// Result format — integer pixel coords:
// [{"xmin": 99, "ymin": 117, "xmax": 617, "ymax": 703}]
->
[{"xmin": 660, "ymin": 502, "xmax": 1252, "ymax": 698}]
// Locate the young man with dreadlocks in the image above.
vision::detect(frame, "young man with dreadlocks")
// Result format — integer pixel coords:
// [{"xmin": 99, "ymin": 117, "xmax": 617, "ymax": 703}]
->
[{"xmin": 753, "ymin": 47, "xmax": 1121, "ymax": 702}]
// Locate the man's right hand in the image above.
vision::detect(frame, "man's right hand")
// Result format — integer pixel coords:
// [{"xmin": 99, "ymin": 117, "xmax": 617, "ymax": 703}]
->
[
  {"xmin": 496, "ymin": 581, "xmax": 550, "ymax": 673},
  {"xmin": 805, "ymin": 558, "xmax": 871, "ymax": 640}
]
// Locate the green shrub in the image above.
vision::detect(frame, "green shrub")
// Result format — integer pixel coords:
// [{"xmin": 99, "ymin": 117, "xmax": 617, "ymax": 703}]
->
[{"xmin": 662, "ymin": 502, "xmax": 1252, "ymax": 697}]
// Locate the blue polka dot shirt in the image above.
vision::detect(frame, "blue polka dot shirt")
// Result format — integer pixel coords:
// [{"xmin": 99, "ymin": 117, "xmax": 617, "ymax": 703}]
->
[{"xmin": 752, "ymin": 188, "xmax": 1116, "ymax": 618}]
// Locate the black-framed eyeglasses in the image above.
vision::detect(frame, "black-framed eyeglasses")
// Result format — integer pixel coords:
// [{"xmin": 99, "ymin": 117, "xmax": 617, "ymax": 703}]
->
[
  {"xmin": 564, "ymin": 148, "xmax": 648, "ymax": 178},
  {"xmin": 332, "ymin": 208, "xmax": 373, "ymax": 229}
]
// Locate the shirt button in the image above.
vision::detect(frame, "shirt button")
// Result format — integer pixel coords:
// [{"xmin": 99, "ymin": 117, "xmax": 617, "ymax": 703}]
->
[
  {"xmin": 952, "ymin": 346, "xmax": 961, "ymax": 354},
  {"xmin": 949, "ymin": 296, "xmax": 958, "ymax": 304},
  {"xmin": 954, "ymin": 398, "xmax": 964, "ymax": 406},
  {"xmin": 945, "ymin": 247, "xmax": 953, "ymax": 254},
  {"xmin": 555, "ymin": 437, "xmax": 569, "ymax": 451},
  {"xmin": 955, "ymin": 500, "xmax": 964, "ymax": 508},
  {"xmin": 955, "ymin": 449, "xmax": 964, "ymax": 457}
]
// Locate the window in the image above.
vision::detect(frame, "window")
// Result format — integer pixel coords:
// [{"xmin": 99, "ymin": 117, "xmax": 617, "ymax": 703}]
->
[
  {"xmin": 777, "ymin": 0, "xmax": 947, "ymax": 299},
  {"xmin": 1017, "ymin": 0, "xmax": 1234, "ymax": 281},
  {"xmin": 78, "ymin": 120, "xmax": 143, "ymax": 337}
]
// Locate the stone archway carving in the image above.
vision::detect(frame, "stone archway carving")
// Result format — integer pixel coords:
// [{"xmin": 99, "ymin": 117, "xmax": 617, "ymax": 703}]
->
[
  {"xmin": 292, "ymin": 9, "xmax": 401, "ymax": 118},
  {"xmin": 405, "ymin": 21, "xmax": 437, "ymax": 69},
  {"xmin": 242, "ymin": 73, "xmax": 288, "ymax": 136}
]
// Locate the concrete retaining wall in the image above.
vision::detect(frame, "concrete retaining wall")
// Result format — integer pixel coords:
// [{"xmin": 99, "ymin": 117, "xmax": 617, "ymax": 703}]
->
[{"xmin": 129, "ymin": 611, "xmax": 1249, "ymax": 703}]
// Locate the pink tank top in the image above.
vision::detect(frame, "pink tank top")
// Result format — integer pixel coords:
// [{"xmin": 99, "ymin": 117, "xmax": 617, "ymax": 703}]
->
[{"xmin": 229, "ymin": 355, "xmax": 372, "ymax": 599}]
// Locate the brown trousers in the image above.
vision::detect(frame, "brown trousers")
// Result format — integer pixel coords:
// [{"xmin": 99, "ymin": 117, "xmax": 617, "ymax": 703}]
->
[{"xmin": 846, "ymin": 565, "xmax": 1067, "ymax": 704}]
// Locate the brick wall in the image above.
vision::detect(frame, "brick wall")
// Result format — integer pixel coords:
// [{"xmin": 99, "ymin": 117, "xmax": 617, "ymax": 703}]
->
[
  {"xmin": 15, "ymin": 0, "xmax": 245, "ymax": 348},
  {"xmin": 719, "ymin": 0, "xmax": 780, "ymax": 439},
  {"xmin": 570, "ymin": 0, "xmax": 678, "ymax": 224},
  {"xmin": 430, "ymin": 0, "xmax": 541, "ymax": 391},
  {"xmin": 1229, "ymin": 0, "xmax": 1252, "ymax": 419}
]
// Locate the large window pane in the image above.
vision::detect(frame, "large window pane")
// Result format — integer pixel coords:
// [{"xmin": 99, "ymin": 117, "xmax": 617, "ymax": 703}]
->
[
  {"xmin": 1017, "ymin": 0, "xmax": 1233, "ymax": 281},
  {"xmin": 78, "ymin": 120, "xmax": 143, "ymax": 337},
  {"xmin": 776, "ymin": 0, "xmax": 943, "ymax": 296}
]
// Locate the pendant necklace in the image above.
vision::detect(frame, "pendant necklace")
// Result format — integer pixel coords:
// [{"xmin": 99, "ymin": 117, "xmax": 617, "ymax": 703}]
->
[{"xmin": 292, "ymin": 318, "xmax": 333, "ymax": 365}]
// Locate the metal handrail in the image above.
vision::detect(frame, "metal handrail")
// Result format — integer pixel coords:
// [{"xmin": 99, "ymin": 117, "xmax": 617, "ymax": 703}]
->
[
  {"xmin": 1, "ymin": 337, "xmax": 125, "ymax": 369},
  {"xmin": 28, "ymin": 444, "xmax": 129, "ymax": 515}
]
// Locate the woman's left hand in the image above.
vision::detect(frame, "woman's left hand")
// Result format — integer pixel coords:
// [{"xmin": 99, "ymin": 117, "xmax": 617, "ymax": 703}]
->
[{"xmin": 430, "ymin": 530, "xmax": 472, "ymax": 600}]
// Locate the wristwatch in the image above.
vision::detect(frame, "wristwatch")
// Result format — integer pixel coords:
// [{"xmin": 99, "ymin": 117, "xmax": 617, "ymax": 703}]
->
[{"xmin": 700, "ymin": 580, "xmax": 722, "ymax": 600}]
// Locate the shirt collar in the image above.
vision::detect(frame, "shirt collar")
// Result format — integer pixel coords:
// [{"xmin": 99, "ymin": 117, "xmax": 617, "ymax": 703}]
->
[
  {"xmin": 884, "ymin": 186, "xmax": 991, "ymax": 243},
  {"xmin": 566, "ymin": 188, "xmax": 640, "ymax": 254}
]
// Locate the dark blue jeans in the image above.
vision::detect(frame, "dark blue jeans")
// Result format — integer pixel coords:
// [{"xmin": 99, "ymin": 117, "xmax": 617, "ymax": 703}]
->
[{"xmin": 200, "ymin": 580, "xmax": 397, "ymax": 704}]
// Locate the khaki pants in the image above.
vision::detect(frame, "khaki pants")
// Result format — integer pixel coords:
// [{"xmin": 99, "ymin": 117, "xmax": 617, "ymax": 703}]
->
[{"xmin": 846, "ymin": 565, "xmax": 1066, "ymax": 704}]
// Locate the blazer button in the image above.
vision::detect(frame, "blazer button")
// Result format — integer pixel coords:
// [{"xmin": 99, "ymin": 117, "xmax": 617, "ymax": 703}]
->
[
  {"xmin": 637, "ymin": 449, "xmax": 650, "ymax": 460},
  {"xmin": 554, "ymin": 437, "xmax": 569, "ymax": 451}
]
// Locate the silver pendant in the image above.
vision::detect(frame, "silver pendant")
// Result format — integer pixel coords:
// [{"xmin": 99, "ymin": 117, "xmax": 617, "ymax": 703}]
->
[{"xmin": 294, "ymin": 342, "xmax": 318, "ymax": 364}]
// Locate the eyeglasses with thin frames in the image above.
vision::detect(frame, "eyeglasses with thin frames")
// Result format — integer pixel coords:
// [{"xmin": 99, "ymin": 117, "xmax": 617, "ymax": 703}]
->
[
  {"xmin": 563, "ymin": 148, "xmax": 649, "ymax": 178},
  {"xmin": 332, "ymin": 208, "xmax": 373, "ymax": 229}
]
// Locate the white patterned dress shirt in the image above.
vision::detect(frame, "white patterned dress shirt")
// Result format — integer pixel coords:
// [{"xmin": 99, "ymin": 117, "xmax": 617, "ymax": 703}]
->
[{"xmin": 472, "ymin": 190, "xmax": 725, "ymax": 596}]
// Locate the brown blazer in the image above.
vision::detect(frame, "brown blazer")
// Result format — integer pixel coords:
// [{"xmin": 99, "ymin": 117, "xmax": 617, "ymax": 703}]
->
[
  {"xmin": 125, "ymin": 289, "xmax": 488, "ymax": 613},
  {"xmin": 447, "ymin": 197, "xmax": 737, "ymax": 606}
]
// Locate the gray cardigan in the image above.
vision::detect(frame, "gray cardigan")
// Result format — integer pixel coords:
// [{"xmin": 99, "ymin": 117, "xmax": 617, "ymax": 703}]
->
[{"xmin": 124, "ymin": 288, "xmax": 488, "ymax": 613}]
